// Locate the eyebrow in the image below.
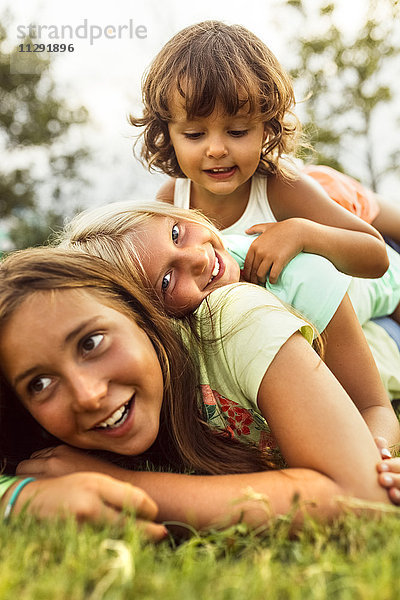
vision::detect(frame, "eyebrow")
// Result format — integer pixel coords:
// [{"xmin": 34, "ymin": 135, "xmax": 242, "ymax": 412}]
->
[{"xmin": 12, "ymin": 317, "xmax": 102, "ymax": 388}]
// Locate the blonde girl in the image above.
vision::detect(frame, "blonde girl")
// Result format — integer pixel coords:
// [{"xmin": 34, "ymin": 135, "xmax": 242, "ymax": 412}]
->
[
  {"xmin": 131, "ymin": 20, "xmax": 390, "ymax": 285},
  {"xmin": 0, "ymin": 247, "xmax": 395, "ymax": 530}
]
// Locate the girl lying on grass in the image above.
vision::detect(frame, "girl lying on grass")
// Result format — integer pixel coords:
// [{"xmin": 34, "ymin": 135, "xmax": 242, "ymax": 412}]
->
[
  {"xmin": 59, "ymin": 201, "xmax": 400, "ymax": 450},
  {"xmin": 0, "ymin": 248, "xmax": 395, "ymax": 534}
]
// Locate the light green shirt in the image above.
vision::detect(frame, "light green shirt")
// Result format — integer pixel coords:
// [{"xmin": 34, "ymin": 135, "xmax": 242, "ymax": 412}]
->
[
  {"xmin": 190, "ymin": 283, "xmax": 313, "ymax": 452},
  {"xmin": 223, "ymin": 233, "xmax": 400, "ymax": 331},
  {"xmin": 224, "ymin": 233, "xmax": 351, "ymax": 333}
]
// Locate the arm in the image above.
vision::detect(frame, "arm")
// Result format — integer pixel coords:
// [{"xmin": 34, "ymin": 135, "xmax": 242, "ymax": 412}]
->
[
  {"xmin": 372, "ymin": 195, "xmax": 400, "ymax": 244},
  {"xmin": 323, "ymin": 294, "xmax": 400, "ymax": 447},
  {"xmin": 18, "ymin": 333, "xmax": 391, "ymax": 531},
  {"xmin": 134, "ymin": 335, "xmax": 390, "ymax": 527},
  {"xmin": 243, "ymin": 173, "xmax": 389, "ymax": 283},
  {"xmin": 0, "ymin": 472, "xmax": 166, "ymax": 540}
]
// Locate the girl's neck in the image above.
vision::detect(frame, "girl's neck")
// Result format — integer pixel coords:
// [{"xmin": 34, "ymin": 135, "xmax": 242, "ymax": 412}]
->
[{"xmin": 190, "ymin": 180, "xmax": 252, "ymax": 230}]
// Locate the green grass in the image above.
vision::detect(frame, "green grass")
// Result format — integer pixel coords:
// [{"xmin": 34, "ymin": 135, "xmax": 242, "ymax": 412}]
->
[{"xmin": 1, "ymin": 509, "xmax": 400, "ymax": 600}]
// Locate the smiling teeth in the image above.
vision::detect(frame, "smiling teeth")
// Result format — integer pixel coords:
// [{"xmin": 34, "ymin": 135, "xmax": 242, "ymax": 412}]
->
[
  {"xmin": 96, "ymin": 401, "xmax": 130, "ymax": 429},
  {"xmin": 210, "ymin": 167, "xmax": 232, "ymax": 173},
  {"xmin": 209, "ymin": 257, "xmax": 220, "ymax": 283}
]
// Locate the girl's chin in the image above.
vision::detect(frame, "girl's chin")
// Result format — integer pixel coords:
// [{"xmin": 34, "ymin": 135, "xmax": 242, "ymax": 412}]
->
[{"xmin": 100, "ymin": 426, "xmax": 160, "ymax": 456}]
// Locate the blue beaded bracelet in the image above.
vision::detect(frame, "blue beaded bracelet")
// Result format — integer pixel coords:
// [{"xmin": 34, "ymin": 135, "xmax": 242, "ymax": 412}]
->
[{"xmin": 3, "ymin": 477, "xmax": 36, "ymax": 521}]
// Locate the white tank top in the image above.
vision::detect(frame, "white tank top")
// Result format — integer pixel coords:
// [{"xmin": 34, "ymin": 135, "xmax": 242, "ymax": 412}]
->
[{"xmin": 173, "ymin": 175, "xmax": 277, "ymax": 235}]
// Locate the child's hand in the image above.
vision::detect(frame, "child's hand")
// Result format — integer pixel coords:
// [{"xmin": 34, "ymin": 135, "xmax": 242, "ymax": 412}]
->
[
  {"xmin": 243, "ymin": 219, "xmax": 307, "ymax": 284},
  {"xmin": 377, "ymin": 460, "xmax": 400, "ymax": 505},
  {"xmin": 16, "ymin": 444, "xmax": 118, "ymax": 479},
  {"xmin": 375, "ymin": 436, "xmax": 400, "ymax": 505},
  {"xmin": 8, "ymin": 473, "xmax": 167, "ymax": 540}
]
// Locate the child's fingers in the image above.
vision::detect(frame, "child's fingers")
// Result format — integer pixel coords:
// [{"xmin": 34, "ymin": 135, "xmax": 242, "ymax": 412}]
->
[
  {"xmin": 245, "ymin": 223, "xmax": 269, "ymax": 235},
  {"xmin": 388, "ymin": 487, "xmax": 400, "ymax": 505},
  {"xmin": 374, "ymin": 436, "xmax": 392, "ymax": 459},
  {"xmin": 254, "ymin": 258, "xmax": 271, "ymax": 284},
  {"xmin": 268, "ymin": 260, "xmax": 285, "ymax": 284},
  {"xmin": 242, "ymin": 249, "xmax": 256, "ymax": 282},
  {"xmin": 377, "ymin": 472, "xmax": 400, "ymax": 505},
  {"xmin": 135, "ymin": 519, "xmax": 169, "ymax": 542},
  {"xmin": 16, "ymin": 457, "xmax": 49, "ymax": 477},
  {"xmin": 377, "ymin": 458, "xmax": 400, "ymax": 474},
  {"xmin": 98, "ymin": 476, "xmax": 159, "ymax": 521},
  {"xmin": 30, "ymin": 446, "xmax": 58, "ymax": 458},
  {"xmin": 247, "ymin": 254, "xmax": 273, "ymax": 285}
]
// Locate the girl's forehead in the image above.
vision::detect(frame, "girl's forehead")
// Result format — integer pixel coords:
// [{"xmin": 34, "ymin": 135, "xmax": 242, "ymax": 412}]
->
[{"xmin": 168, "ymin": 92, "xmax": 260, "ymax": 124}]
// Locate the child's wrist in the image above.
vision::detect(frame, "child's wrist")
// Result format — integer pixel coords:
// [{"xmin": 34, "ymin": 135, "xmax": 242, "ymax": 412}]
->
[
  {"xmin": 297, "ymin": 218, "xmax": 318, "ymax": 253},
  {"xmin": 2, "ymin": 478, "xmax": 37, "ymax": 519}
]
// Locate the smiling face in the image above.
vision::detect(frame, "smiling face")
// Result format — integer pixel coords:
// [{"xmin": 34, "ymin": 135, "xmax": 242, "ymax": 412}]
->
[
  {"xmin": 0, "ymin": 289, "xmax": 164, "ymax": 456},
  {"xmin": 134, "ymin": 216, "xmax": 240, "ymax": 315},
  {"xmin": 168, "ymin": 98, "xmax": 266, "ymax": 203}
]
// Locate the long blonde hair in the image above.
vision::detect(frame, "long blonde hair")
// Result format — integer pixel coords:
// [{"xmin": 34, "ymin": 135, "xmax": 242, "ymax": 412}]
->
[
  {"xmin": 58, "ymin": 200, "xmax": 222, "ymax": 291},
  {"xmin": 0, "ymin": 247, "xmax": 277, "ymax": 474}
]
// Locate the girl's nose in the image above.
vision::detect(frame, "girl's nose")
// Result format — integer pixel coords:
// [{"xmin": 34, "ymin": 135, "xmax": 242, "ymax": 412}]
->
[
  {"xmin": 181, "ymin": 246, "xmax": 208, "ymax": 277},
  {"xmin": 206, "ymin": 136, "xmax": 228, "ymax": 159},
  {"xmin": 70, "ymin": 371, "xmax": 108, "ymax": 412}
]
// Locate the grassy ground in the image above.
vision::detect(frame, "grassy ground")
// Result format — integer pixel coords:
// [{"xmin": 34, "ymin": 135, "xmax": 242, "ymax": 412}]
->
[{"xmin": 1, "ymin": 508, "xmax": 400, "ymax": 600}]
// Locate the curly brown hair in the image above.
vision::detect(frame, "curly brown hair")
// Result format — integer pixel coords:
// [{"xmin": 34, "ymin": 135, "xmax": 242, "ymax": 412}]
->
[{"xmin": 130, "ymin": 20, "xmax": 301, "ymax": 179}]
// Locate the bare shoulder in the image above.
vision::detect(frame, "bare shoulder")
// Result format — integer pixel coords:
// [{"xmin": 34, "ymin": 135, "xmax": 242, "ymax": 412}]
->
[
  {"xmin": 268, "ymin": 170, "xmax": 327, "ymax": 219},
  {"xmin": 156, "ymin": 178, "xmax": 176, "ymax": 204}
]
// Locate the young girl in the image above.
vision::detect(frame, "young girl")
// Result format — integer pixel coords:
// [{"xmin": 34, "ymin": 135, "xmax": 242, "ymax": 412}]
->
[
  {"xmin": 131, "ymin": 20, "xmax": 391, "ymax": 285},
  {"xmin": 0, "ymin": 247, "xmax": 395, "ymax": 530},
  {"xmin": 59, "ymin": 200, "xmax": 400, "ymax": 449}
]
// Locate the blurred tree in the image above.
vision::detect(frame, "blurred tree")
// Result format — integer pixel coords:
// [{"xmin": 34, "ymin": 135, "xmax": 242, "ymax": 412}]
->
[
  {"xmin": 0, "ymin": 15, "xmax": 89, "ymax": 248},
  {"xmin": 287, "ymin": 0, "xmax": 400, "ymax": 192}
]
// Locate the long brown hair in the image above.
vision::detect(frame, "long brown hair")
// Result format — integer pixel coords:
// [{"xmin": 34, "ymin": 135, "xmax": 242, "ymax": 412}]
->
[
  {"xmin": 130, "ymin": 20, "xmax": 300, "ymax": 179},
  {"xmin": 0, "ymin": 248, "xmax": 278, "ymax": 474}
]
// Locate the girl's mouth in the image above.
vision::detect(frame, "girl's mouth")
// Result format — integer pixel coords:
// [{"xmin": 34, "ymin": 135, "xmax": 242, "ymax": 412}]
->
[
  {"xmin": 208, "ymin": 255, "xmax": 220, "ymax": 283},
  {"xmin": 207, "ymin": 251, "xmax": 225, "ymax": 287},
  {"xmin": 204, "ymin": 166, "xmax": 237, "ymax": 180},
  {"xmin": 94, "ymin": 397, "xmax": 134, "ymax": 434}
]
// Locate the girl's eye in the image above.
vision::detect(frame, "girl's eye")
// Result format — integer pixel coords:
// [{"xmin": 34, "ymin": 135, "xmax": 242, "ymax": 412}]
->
[
  {"xmin": 29, "ymin": 376, "xmax": 52, "ymax": 395},
  {"xmin": 184, "ymin": 132, "xmax": 203, "ymax": 140},
  {"xmin": 229, "ymin": 130, "xmax": 248, "ymax": 137},
  {"xmin": 161, "ymin": 272, "xmax": 171, "ymax": 292},
  {"xmin": 81, "ymin": 333, "xmax": 104, "ymax": 354},
  {"xmin": 171, "ymin": 224, "xmax": 179, "ymax": 243}
]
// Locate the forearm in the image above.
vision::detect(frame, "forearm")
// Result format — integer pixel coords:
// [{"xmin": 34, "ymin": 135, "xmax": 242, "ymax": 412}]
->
[
  {"xmin": 360, "ymin": 406, "xmax": 400, "ymax": 449},
  {"xmin": 302, "ymin": 219, "xmax": 388, "ymax": 278},
  {"xmin": 102, "ymin": 465, "xmax": 390, "ymax": 531},
  {"xmin": 323, "ymin": 295, "xmax": 400, "ymax": 447}
]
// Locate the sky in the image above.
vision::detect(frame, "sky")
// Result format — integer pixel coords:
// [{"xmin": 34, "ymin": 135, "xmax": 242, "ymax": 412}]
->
[{"xmin": 3, "ymin": 0, "xmax": 399, "ymax": 211}]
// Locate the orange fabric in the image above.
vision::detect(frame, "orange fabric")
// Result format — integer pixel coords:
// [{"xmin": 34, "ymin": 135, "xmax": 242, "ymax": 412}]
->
[{"xmin": 303, "ymin": 165, "xmax": 380, "ymax": 224}]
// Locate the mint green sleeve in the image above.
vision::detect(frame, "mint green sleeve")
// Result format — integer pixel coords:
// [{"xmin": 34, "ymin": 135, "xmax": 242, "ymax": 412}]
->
[
  {"xmin": 0, "ymin": 475, "xmax": 19, "ymax": 500},
  {"xmin": 348, "ymin": 244, "xmax": 400, "ymax": 325},
  {"xmin": 223, "ymin": 233, "xmax": 351, "ymax": 333}
]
